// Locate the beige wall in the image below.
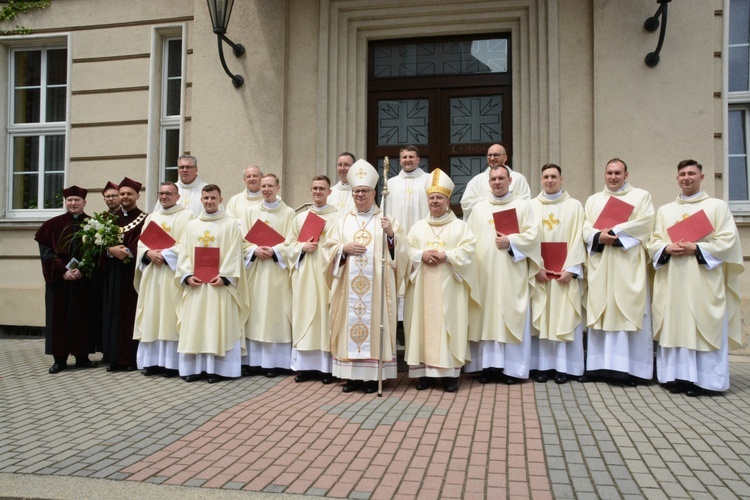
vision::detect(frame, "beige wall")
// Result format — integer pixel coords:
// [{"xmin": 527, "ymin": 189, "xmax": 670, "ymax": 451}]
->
[{"xmin": 0, "ymin": 0, "xmax": 747, "ymax": 351}]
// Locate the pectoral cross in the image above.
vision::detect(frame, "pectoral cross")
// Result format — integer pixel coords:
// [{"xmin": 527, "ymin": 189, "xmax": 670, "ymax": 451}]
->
[
  {"xmin": 427, "ymin": 239, "xmax": 446, "ymax": 250},
  {"xmin": 198, "ymin": 231, "xmax": 215, "ymax": 247},
  {"xmin": 543, "ymin": 213, "xmax": 560, "ymax": 231},
  {"xmin": 160, "ymin": 222, "xmax": 172, "ymax": 233}
]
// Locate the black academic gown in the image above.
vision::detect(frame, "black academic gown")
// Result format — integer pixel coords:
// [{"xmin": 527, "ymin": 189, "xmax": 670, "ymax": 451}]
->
[
  {"xmin": 102, "ymin": 207, "xmax": 146, "ymax": 367},
  {"xmin": 34, "ymin": 211, "xmax": 97, "ymax": 358}
]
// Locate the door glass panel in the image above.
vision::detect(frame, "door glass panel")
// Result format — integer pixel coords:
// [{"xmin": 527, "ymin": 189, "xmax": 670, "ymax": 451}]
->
[
  {"xmin": 450, "ymin": 95, "xmax": 502, "ymax": 144},
  {"xmin": 373, "ymin": 38, "xmax": 508, "ymax": 78},
  {"xmin": 449, "ymin": 156, "xmax": 486, "ymax": 205},
  {"xmin": 377, "ymin": 99, "xmax": 429, "ymax": 146}
]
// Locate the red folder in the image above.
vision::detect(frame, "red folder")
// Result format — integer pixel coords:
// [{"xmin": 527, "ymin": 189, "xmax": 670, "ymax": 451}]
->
[
  {"xmin": 298, "ymin": 211, "xmax": 326, "ymax": 243},
  {"xmin": 541, "ymin": 242, "xmax": 568, "ymax": 275},
  {"xmin": 194, "ymin": 247, "xmax": 220, "ymax": 283},
  {"xmin": 139, "ymin": 221, "xmax": 176, "ymax": 250},
  {"xmin": 593, "ymin": 196, "xmax": 635, "ymax": 230},
  {"xmin": 245, "ymin": 220, "xmax": 285, "ymax": 247},
  {"xmin": 493, "ymin": 208, "xmax": 519, "ymax": 235},
  {"xmin": 667, "ymin": 209, "xmax": 714, "ymax": 243}
]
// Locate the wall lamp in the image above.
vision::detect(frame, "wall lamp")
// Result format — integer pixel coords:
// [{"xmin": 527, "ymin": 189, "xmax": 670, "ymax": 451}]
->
[
  {"xmin": 207, "ymin": 0, "xmax": 245, "ymax": 87},
  {"xmin": 644, "ymin": 0, "xmax": 671, "ymax": 67}
]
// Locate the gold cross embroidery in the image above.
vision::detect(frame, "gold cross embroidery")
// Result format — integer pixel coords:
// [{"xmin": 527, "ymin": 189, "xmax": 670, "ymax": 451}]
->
[
  {"xmin": 198, "ymin": 231, "xmax": 215, "ymax": 247},
  {"xmin": 543, "ymin": 213, "xmax": 560, "ymax": 231},
  {"xmin": 355, "ymin": 168, "xmax": 366, "ymax": 179},
  {"xmin": 160, "ymin": 222, "xmax": 172, "ymax": 233},
  {"xmin": 426, "ymin": 239, "xmax": 446, "ymax": 250},
  {"xmin": 404, "ymin": 187, "xmax": 415, "ymax": 197}
]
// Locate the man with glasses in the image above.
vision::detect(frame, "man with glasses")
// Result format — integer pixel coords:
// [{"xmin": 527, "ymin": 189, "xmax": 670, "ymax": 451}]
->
[
  {"xmin": 326, "ymin": 160, "xmax": 408, "ymax": 394},
  {"xmin": 460, "ymin": 143, "xmax": 530, "ymax": 219},
  {"xmin": 155, "ymin": 155, "xmax": 206, "ymax": 216},
  {"xmin": 133, "ymin": 182, "xmax": 195, "ymax": 377},
  {"xmin": 102, "ymin": 181, "xmax": 121, "ymax": 213}
]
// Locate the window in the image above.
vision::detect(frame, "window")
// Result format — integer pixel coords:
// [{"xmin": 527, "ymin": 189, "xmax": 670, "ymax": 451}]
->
[
  {"xmin": 160, "ymin": 37, "xmax": 182, "ymax": 183},
  {"xmin": 728, "ymin": 0, "xmax": 750, "ymax": 207},
  {"xmin": 7, "ymin": 46, "xmax": 67, "ymax": 212}
]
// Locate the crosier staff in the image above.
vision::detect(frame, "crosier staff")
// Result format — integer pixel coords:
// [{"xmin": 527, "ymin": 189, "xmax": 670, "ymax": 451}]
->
[{"xmin": 378, "ymin": 156, "xmax": 390, "ymax": 397}]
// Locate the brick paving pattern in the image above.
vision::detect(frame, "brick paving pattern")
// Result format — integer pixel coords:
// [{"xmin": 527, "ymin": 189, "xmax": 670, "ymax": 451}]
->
[{"xmin": 2, "ymin": 338, "xmax": 750, "ymax": 498}]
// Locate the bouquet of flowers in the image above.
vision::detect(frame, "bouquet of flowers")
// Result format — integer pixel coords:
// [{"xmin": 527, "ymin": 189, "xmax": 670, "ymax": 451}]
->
[{"xmin": 76, "ymin": 211, "xmax": 124, "ymax": 278}]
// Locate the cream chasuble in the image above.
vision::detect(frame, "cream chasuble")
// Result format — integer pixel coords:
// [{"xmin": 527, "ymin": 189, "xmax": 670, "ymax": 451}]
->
[
  {"xmin": 175, "ymin": 211, "xmax": 246, "ymax": 355},
  {"xmin": 284, "ymin": 205, "xmax": 339, "ymax": 351},
  {"xmin": 648, "ymin": 192, "xmax": 744, "ymax": 351},
  {"xmin": 328, "ymin": 182, "xmax": 355, "ymax": 215},
  {"xmin": 460, "ymin": 166, "xmax": 531, "ymax": 219},
  {"xmin": 241, "ymin": 201, "xmax": 295, "ymax": 343},
  {"xmin": 133, "ymin": 205, "xmax": 195, "ymax": 343},
  {"xmin": 530, "ymin": 192, "xmax": 586, "ymax": 342},
  {"xmin": 466, "ymin": 193, "xmax": 541, "ymax": 344},
  {"xmin": 404, "ymin": 212, "xmax": 480, "ymax": 370},
  {"xmin": 226, "ymin": 189, "xmax": 264, "ymax": 220},
  {"xmin": 387, "ymin": 169, "xmax": 430, "ymax": 234},
  {"xmin": 583, "ymin": 184, "xmax": 654, "ymax": 332},
  {"xmin": 326, "ymin": 207, "xmax": 408, "ymax": 368}
]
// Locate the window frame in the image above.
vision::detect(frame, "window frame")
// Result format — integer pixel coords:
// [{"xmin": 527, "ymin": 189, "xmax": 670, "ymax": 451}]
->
[
  {"xmin": 5, "ymin": 41, "xmax": 70, "ymax": 219},
  {"xmin": 159, "ymin": 36, "xmax": 183, "ymax": 184}
]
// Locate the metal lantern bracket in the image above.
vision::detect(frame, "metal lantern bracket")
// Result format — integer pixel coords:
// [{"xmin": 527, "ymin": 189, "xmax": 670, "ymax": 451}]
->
[
  {"xmin": 217, "ymin": 34, "xmax": 245, "ymax": 88},
  {"xmin": 644, "ymin": 0, "xmax": 671, "ymax": 67}
]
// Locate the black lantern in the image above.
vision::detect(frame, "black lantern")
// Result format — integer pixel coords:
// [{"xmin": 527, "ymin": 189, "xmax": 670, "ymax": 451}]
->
[{"xmin": 207, "ymin": 0, "xmax": 245, "ymax": 87}]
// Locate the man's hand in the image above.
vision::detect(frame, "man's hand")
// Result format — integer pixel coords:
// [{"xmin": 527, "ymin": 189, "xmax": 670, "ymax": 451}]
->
[
  {"xmin": 208, "ymin": 276, "xmax": 224, "ymax": 287},
  {"xmin": 495, "ymin": 232, "xmax": 510, "ymax": 250},
  {"xmin": 146, "ymin": 249, "xmax": 164, "ymax": 265},
  {"xmin": 665, "ymin": 240, "xmax": 697, "ymax": 256},
  {"xmin": 302, "ymin": 238, "xmax": 318, "ymax": 254},
  {"xmin": 422, "ymin": 249, "xmax": 446, "ymax": 266},
  {"xmin": 63, "ymin": 269, "xmax": 82, "ymax": 281},
  {"xmin": 255, "ymin": 246, "xmax": 274, "ymax": 260},
  {"xmin": 186, "ymin": 276, "xmax": 203, "ymax": 287},
  {"xmin": 598, "ymin": 229, "xmax": 618, "ymax": 246},
  {"xmin": 556, "ymin": 270, "xmax": 574, "ymax": 284},
  {"xmin": 108, "ymin": 245, "xmax": 129, "ymax": 260},
  {"xmin": 343, "ymin": 242, "xmax": 367, "ymax": 256},
  {"xmin": 535, "ymin": 269, "xmax": 551, "ymax": 283},
  {"xmin": 381, "ymin": 217, "xmax": 394, "ymax": 238}
]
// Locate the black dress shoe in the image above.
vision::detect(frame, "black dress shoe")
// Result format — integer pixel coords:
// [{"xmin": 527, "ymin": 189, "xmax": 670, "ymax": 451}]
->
[
  {"xmin": 163, "ymin": 369, "xmax": 179, "ymax": 378},
  {"xmin": 342, "ymin": 380, "xmax": 360, "ymax": 393},
  {"xmin": 321, "ymin": 373, "xmax": 335, "ymax": 384},
  {"xmin": 479, "ymin": 369, "xmax": 497, "ymax": 384},
  {"xmin": 49, "ymin": 362, "xmax": 67, "ymax": 374},
  {"xmin": 534, "ymin": 372, "xmax": 548, "ymax": 383},
  {"xmin": 363, "ymin": 381, "xmax": 378, "ymax": 394},
  {"xmin": 126, "ymin": 365, "xmax": 138, "ymax": 372},
  {"xmin": 241, "ymin": 365, "xmax": 252, "ymax": 376},
  {"xmin": 624, "ymin": 377, "xmax": 639, "ymax": 387},
  {"xmin": 107, "ymin": 363, "xmax": 126, "ymax": 372},
  {"xmin": 686, "ymin": 385, "xmax": 704, "ymax": 397},
  {"xmin": 577, "ymin": 374, "xmax": 591, "ymax": 383},
  {"xmin": 668, "ymin": 381, "xmax": 689, "ymax": 394},
  {"xmin": 185, "ymin": 373, "xmax": 204, "ymax": 382},
  {"xmin": 416, "ymin": 377, "xmax": 434, "ymax": 390},
  {"xmin": 207, "ymin": 374, "xmax": 224, "ymax": 384},
  {"xmin": 265, "ymin": 370, "xmax": 277, "ymax": 378},
  {"xmin": 74, "ymin": 358, "xmax": 96, "ymax": 368},
  {"xmin": 503, "ymin": 374, "xmax": 521, "ymax": 385},
  {"xmin": 554, "ymin": 373, "xmax": 568, "ymax": 385},
  {"xmin": 143, "ymin": 366, "xmax": 163, "ymax": 376},
  {"xmin": 294, "ymin": 371, "xmax": 314, "ymax": 383},
  {"xmin": 443, "ymin": 377, "xmax": 459, "ymax": 393}
]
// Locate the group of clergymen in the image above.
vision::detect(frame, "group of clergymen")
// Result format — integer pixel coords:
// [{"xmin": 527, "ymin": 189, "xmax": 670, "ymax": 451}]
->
[{"xmin": 35, "ymin": 144, "xmax": 743, "ymax": 397}]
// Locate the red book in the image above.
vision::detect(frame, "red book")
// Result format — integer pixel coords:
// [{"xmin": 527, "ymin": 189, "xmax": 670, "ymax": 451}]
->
[
  {"xmin": 493, "ymin": 208, "xmax": 519, "ymax": 235},
  {"xmin": 194, "ymin": 247, "xmax": 220, "ymax": 283},
  {"xmin": 298, "ymin": 211, "xmax": 327, "ymax": 243},
  {"xmin": 139, "ymin": 221, "xmax": 176, "ymax": 250},
  {"xmin": 245, "ymin": 220, "xmax": 285, "ymax": 247},
  {"xmin": 593, "ymin": 196, "xmax": 635, "ymax": 230},
  {"xmin": 541, "ymin": 242, "xmax": 568, "ymax": 275},
  {"xmin": 667, "ymin": 209, "xmax": 714, "ymax": 243}
]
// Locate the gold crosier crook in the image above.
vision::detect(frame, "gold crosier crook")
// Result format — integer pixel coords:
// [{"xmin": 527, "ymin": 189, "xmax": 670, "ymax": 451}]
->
[{"xmin": 378, "ymin": 157, "xmax": 389, "ymax": 397}]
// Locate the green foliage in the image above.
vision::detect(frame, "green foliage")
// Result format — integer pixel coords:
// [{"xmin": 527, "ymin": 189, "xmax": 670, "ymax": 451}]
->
[{"xmin": 0, "ymin": 0, "xmax": 51, "ymax": 35}]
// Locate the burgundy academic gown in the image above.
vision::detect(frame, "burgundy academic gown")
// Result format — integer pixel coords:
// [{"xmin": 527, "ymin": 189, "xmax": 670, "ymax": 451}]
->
[
  {"xmin": 102, "ymin": 207, "xmax": 146, "ymax": 367},
  {"xmin": 34, "ymin": 211, "xmax": 96, "ymax": 358}
]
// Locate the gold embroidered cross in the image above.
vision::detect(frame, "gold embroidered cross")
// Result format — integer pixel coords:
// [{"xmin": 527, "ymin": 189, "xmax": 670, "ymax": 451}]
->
[
  {"xmin": 674, "ymin": 213, "xmax": 690, "ymax": 225},
  {"xmin": 355, "ymin": 168, "xmax": 366, "ymax": 179},
  {"xmin": 543, "ymin": 213, "xmax": 560, "ymax": 231},
  {"xmin": 405, "ymin": 188, "xmax": 415, "ymax": 197},
  {"xmin": 198, "ymin": 231, "xmax": 215, "ymax": 247},
  {"xmin": 426, "ymin": 239, "xmax": 446, "ymax": 250},
  {"xmin": 160, "ymin": 222, "xmax": 172, "ymax": 233}
]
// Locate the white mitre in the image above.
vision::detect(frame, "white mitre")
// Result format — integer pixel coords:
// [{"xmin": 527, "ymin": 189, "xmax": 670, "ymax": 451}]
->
[{"xmin": 347, "ymin": 159, "xmax": 379, "ymax": 189}]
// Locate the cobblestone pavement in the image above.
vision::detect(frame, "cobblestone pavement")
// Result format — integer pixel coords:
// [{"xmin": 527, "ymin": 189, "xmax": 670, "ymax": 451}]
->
[{"xmin": 2, "ymin": 338, "xmax": 750, "ymax": 499}]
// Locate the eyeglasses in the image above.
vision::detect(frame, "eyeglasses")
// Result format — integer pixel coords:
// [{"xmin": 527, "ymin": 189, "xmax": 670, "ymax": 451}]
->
[
  {"xmin": 487, "ymin": 153, "xmax": 507, "ymax": 157},
  {"xmin": 353, "ymin": 189, "xmax": 373, "ymax": 195},
  {"xmin": 177, "ymin": 165, "xmax": 196, "ymax": 170}
]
